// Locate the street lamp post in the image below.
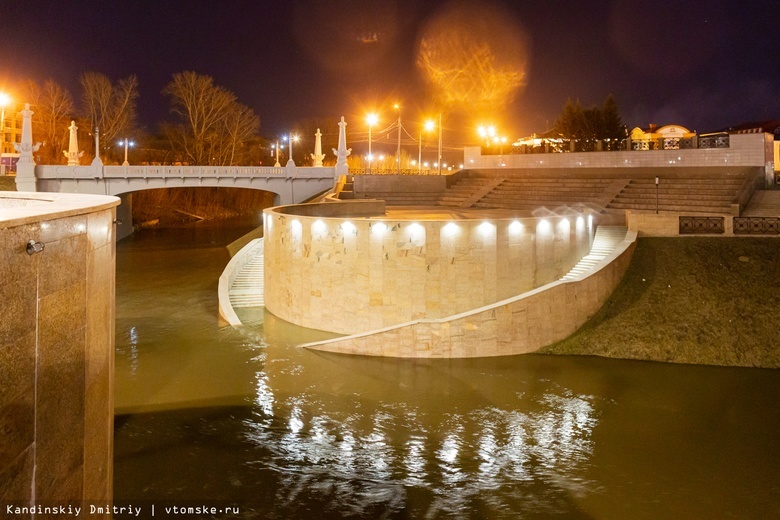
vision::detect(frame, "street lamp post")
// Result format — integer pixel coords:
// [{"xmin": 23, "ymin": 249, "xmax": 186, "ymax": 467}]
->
[
  {"xmin": 286, "ymin": 134, "xmax": 299, "ymax": 166},
  {"xmin": 272, "ymin": 141, "xmax": 281, "ymax": 167},
  {"xmin": 420, "ymin": 120, "xmax": 435, "ymax": 174},
  {"xmin": 394, "ymin": 104, "xmax": 401, "ymax": 175},
  {"xmin": 119, "ymin": 138, "xmax": 134, "ymax": 166},
  {"xmin": 655, "ymin": 176, "xmax": 660, "ymax": 214},
  {"xmin": 366, "ymin": 113, "xmax": 378, "ymax": 174},
  {"xmin": 478, "ymin": 125, "xmax": 496, "ymax": 148},
  {"xmin": 437, "ymin": 113, "xmax": 443, "ymax": 175}
]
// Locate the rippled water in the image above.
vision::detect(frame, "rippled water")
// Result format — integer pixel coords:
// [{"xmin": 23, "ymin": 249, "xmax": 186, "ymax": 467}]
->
[{"xmin": 114, "ymin": 220, "xmax": 780, "ymax": 519}]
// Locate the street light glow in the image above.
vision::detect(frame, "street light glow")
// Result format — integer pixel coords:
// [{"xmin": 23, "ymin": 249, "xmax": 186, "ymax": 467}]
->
[{"xmin": 367, "ymin": 113, "xmax": 378, "ymax": 173}]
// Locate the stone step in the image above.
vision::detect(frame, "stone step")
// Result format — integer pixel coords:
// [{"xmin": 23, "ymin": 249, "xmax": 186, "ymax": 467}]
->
[
  {"xmin": 607, "ymin": 202, "xmax": 730, "ymax": 213},
  {"xmin": 560, "ymin": 225, "xmax": 628, "ymax": 281},
  {"xmin": 229, "ymin": 245, "xmax": 265, "ymax": 309}
]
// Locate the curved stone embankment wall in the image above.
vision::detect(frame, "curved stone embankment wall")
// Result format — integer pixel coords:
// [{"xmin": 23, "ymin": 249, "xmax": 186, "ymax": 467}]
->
[
  {"xmin": 263, "ymin": 202, "xmax": 595, "ymax": 335},
  {"xmin": 1, "ymin": 191, "xmax": 119, "ymax": 503},
  {"xmin": 304, "ymin": 232, "xmax": 637, "ymax": 358}
]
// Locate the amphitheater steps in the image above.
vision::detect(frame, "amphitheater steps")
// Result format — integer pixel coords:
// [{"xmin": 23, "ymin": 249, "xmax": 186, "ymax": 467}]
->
[
  {"xmin": 229, "ymin": 250, "xmax": 265, "ymax": 308},
  {"xmin": 365, "ymin": 192, "xmax": 442, "ymax": 205},
  {"xmin": 437, "ymin": 178, "xmax": 497, "ymax": 206},
  {"xmin": 560, "ymin": 226, "xmax": 628, "ymax": 281},
  {"xmin": 606, "ymin": 178, "xmax": 744, "ymax": 214}
]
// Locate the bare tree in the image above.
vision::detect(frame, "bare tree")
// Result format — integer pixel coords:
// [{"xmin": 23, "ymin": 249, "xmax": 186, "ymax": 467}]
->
[
  {"xmin": 20, "ymin": 79, "xmax": 75, "ymax": 164},
  {"xmin": 80, "ymin": 72, "xmax": 139, "ymax": 155},
  {"xmin": 163, "ymin": 71, "xmax": 260, "ymax": 165},
  {"xmin": 222, "ymin": 102, "xmax": 260, "ymax": 165}
]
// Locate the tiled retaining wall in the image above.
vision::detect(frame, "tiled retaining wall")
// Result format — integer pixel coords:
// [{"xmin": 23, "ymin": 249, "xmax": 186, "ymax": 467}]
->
[
  {"xmin": 263, "ymin": 202, "xmax": 595, "ymax": 335},
  {"xmin": 304, "ymin": 232, "xmax": 637, "ymax": 358},
  {"xmin": 1, "ymin": 193, "xmax": 119, "ymax": 506}
]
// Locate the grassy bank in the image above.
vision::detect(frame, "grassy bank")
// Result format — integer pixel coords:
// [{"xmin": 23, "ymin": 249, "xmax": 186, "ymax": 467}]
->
[{"xmin": 541, "ymin": 237, "xmax": 780, "ymax": 368}]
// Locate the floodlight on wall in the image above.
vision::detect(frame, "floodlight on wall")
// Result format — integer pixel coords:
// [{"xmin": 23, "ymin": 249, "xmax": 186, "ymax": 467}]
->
[
  {"xmin": 341, "ymin": 221, "xmax": 356, "ymax": 235},
  {"xmin": 538, "ymin": 219, "xmax": 551, "ymax": 234},
  {"xmin": 576, "ymin": 216, "xmax": 585, "ymax": 232},
  {"xmin": 478, "ymin": 221, "xmax": 495, "ymax": 237},
  {"xmin": 508, "ymin": 220, "xmax": 524, "ymax": 235},
  {"xmin": 442, "ymin": 222, "xmax": 459, "ymax": 237},
  {"xmin": 312, "ymin": 220, "xmax": 327, "ymax": 236},
  {"xmin": 371, "ymin": 222, "xmax": 387, "ymax": 235},
  {"xmin": 408, "ymin": 223, "xmax": 425, "ymax": 244},
  {"xmin": 291, "ymin": 219, "xmax": 302, "ymax": 238}
]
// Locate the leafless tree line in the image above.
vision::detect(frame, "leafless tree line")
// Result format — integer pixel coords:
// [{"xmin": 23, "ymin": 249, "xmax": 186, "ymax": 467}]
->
[{"xmin": 17, "ymin": 71, "xmax": 260, "ymax": 166}]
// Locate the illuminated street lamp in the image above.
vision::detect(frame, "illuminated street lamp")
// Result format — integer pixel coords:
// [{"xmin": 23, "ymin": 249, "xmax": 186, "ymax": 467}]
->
[
  {"xmin": 285, "ymin": 134, "xmax": 299, "ymax": 166},
  {"xmin": 118, "ymin": 138, "xmax": 134, "ymax": 166},
  {"xmin": 366, "ymin": 113, "xmax": 378, "ymax": 174},
  {"xmin": 420, "ymin": 119, "xmax": 435, "ymax": 174},
  {"xmin": 271, "ymin": 141, "xmax": 281, "ymax": 167},
  {"xmin": 394, "ymin": 104, "xmax": 401, "ymax": 174},
  {"xmin": 478, "ymin": 125, "xmax": 496, "ymax": 147},
  {"xmin": 0, "ymin": 92, "xmax": 9, "ymax": 158},
  {"xmin": 437, "ymin": 113, "xmax": 443, "ymax": 175}
]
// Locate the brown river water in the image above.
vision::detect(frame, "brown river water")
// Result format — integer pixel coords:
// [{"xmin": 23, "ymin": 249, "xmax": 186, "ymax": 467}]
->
[{"xmin": 113, "ymin": 218, "xmax": 780, "ymax": 519}]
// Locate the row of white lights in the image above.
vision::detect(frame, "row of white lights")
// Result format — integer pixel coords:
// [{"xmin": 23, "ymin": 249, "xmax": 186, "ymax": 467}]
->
[{"xmin": 279, "ymin": 216, "xmax": 591, "ymax": 238}]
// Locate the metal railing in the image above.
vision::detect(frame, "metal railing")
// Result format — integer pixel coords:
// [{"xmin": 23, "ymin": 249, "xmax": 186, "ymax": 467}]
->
[
  {"xmin": 487, "ymin": 135, "xmax": 731, "ymax": 156},
  {"xmin": 349, "ymin": 168, "xmax": 437, "ymax": 175},
  {"xmin": 679, "ymin": 216, "xmax": 725, "ymax": 234},
  {"xmin": 733, "ymin": 217, "xmax": 780, "ymax": 235}
]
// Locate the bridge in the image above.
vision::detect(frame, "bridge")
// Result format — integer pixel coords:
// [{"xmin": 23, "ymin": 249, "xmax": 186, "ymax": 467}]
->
[
  {"xmin": 11, "ymin": 104, "xmax": 347, "ymax": 239},
  {"xmin": 30, "ymin": 162, "xmax": 336, "ymax": 238}
]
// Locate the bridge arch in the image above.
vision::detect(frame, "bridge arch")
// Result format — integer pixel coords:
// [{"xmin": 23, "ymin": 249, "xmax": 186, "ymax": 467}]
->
[{"xmin": 33, "ymin": 163, "xmax": 336, "ymax": 238}]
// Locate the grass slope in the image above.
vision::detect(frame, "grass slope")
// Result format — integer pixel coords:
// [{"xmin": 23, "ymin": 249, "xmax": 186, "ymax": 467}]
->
[{"xmin": 541, "ymin": 237, "xmax": 780, "ymax": 368}]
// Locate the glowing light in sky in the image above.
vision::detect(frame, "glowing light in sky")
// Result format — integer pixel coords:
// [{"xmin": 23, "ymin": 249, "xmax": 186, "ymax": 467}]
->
[{"xmin": 416, "ymin": 2, "xmax": 529, "ymax": 114}]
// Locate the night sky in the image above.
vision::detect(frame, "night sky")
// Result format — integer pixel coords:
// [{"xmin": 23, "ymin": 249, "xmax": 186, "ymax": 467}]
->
[{"xmin": 1, "ymin": 0, "xmax": 778, "ymax": 149}]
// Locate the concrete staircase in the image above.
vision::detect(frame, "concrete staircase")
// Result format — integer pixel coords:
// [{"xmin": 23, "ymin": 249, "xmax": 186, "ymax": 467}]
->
[
  {"xmin": 229, "ymin": 248, "xmax": 265, "ymax": 308},
  {"xmin": 474, "ymin": 177, "xmax": 614, "ymax": 210},
  {"xmin": 607, "ymin": 178, "xmax": 744, "ymax": 214},
  {"xmin": 742, "ymin": 190, "xmax": 780, "ymax": 217},
  {"xmin": 437, "ymin": 173, "xmax": 619, "ymax": 210},
  {"xmin": 437, "ymin": 176, "xmax": 501, "ymax": 206},
  {"xmin": 560, "ymin": 226, "xmax": 628, "ymax": 281}
]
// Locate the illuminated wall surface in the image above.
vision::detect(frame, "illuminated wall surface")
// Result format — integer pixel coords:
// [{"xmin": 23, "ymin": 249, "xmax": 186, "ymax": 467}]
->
[
  {"xmin": 0, "ymin": 193, "xmax": 118, "ymax": 503},
  {"xmin": 465, "ymin": 133, "xmax": 772, "ymax": 170},
  {"xmin": 264, "ymin": 207, "xmax": 593, "ymax": 335}
]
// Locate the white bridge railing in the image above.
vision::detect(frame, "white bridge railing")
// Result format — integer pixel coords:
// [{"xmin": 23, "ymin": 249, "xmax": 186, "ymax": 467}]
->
[{"xmin": 36, "ymin": 164, "xmax": 335, "ymax": 180}]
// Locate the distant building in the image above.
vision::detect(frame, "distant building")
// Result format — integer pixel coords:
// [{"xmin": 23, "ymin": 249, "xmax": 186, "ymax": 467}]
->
[
  {"xmin": 628, "ymin": 124, "xmax": 696, "ymax": 150},
  {"xmin": 1, "ymin": 103, "xmax": 23, "ymax": 174},
  {"xmin": 1, "ymin": 102, "xmax": 23, "ymax": 154}
]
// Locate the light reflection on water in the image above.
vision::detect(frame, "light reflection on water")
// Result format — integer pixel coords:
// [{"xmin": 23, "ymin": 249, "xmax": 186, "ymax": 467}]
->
[{"xmin": 114, "ymin": 221, "xmax": 780, "ymax": 519}]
